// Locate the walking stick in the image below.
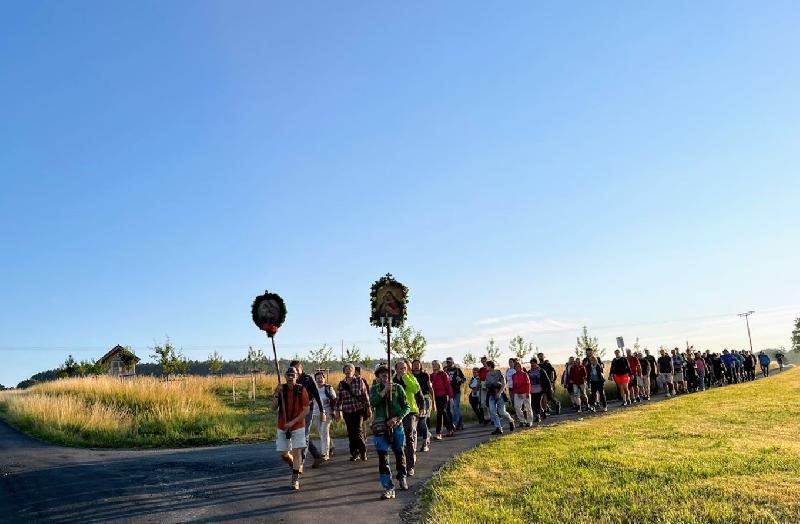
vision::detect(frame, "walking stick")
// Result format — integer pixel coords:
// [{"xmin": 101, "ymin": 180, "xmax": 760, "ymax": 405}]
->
[
  {"xmin": 270, "ymin": 333, "xmax": 288, "ymax": 427},
  {"xmin": 386, "ymin": 317, "xmax": 393, "ymax": 443}
]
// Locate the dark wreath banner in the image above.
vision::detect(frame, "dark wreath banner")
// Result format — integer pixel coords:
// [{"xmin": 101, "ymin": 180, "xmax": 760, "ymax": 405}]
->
[
  {"xmin": 251, "ymin": 291, "xmax": 287, "ymax": 337},
  {"xmin": 370, "ymin": 273, "xmax": 408, "ymax": 327}
]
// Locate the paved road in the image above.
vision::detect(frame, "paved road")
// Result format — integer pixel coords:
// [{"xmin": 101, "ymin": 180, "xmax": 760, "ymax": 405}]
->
[{"xmin": 0, "ymin": 370, "xmax": 787, "ymax": 523}]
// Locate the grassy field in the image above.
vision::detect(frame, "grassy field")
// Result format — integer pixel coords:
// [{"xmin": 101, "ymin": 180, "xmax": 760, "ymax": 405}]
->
[
  {"xmin": 0, "ymin": 373, "xmax": 370, "ymax": 447},
  {"xmin": 420, "ymin": 367, "xmax": 800, "ymax": 524}
]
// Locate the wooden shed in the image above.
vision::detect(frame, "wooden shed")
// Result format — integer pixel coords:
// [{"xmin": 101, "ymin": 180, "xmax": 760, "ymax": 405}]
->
[{"xmin": 99, "ymin": 345, "xmax": 141, "ymax": 377}]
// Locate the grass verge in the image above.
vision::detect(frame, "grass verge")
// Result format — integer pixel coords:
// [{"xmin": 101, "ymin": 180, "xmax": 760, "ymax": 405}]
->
[{"xmin": 419, "ymin": 367, "xmax": 800, "ymax": 524}]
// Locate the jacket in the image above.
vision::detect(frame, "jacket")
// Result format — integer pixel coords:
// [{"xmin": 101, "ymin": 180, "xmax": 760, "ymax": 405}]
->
[{"xmin": 430, "ymin": 370, "xmax": 454, "ymax": 398}]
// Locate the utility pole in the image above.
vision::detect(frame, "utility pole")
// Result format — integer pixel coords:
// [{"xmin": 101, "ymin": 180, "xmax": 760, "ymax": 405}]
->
[{"xmin": 738, "ymin": 310, "xmax": 755, "ymax": 352}]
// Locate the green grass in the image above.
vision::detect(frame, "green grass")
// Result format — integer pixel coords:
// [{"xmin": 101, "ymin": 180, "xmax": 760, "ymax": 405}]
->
[{"xmin": 419, "ymin": 368, "xmax": 800, "ymax": 524}]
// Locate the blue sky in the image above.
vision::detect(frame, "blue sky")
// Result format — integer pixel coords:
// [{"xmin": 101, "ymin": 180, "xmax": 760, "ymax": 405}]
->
[{"xmin": 2, "ymin": 1, "xmax": 799, "ymax": 386}]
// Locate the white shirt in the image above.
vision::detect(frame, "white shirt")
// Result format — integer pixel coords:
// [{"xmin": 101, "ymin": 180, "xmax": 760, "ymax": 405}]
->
[
  {"xmin": 312, "ymin": 384, "xmax": 336, "ymax": 417},
  {"xmin": 505, "ymin": 368, "xmax": 516, "ymax": 389}
]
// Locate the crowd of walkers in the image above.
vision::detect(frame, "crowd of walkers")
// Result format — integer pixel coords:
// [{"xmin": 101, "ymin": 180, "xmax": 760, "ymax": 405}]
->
[{"xmin": 271, "ymin": 348, "xmax": 784, "ymax": 496}]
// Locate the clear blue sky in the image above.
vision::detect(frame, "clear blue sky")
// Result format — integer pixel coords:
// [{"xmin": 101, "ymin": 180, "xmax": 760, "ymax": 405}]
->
[{"xmin": 2, "ymin": 1, "xmax": 799, "ymax": 386}]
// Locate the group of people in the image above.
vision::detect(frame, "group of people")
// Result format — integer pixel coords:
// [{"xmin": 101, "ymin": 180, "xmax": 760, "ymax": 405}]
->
[
  {"xmin": 272, "ymin": 347, "xmax": 784, "ymax": 497},
  {"xmin": 271, "ymin": 357, "xmax": 466, "ymax": 498}
]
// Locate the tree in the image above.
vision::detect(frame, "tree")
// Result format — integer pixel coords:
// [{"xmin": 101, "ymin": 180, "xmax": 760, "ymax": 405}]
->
[
  {"xmin": 62, "ymin": 354, "xmax": 78, "ymax": 378},
  {"xmin": 575, "ymin": 326, "xmax": 603, "ymax": 359},
  {"xmin": 120, "ymin": 347, "xmax": 136, "ymax": 373},
  {"xmin": 389, "ymin": 325, "xmax": 427, "ymax": 362},
  {"xmin": 792, "ymin": 317, "xmax": 800, "ymax": 354},
  {"xmin": 463, "ymin": 352, "xmax": 477, "ymax": 368},
  {"xmin": 308, "ymin": 344, "xmax": 334, "ymax": 368},
  {"xmin": 208, "ymin": 351, "xmax": 224, "ymax": 376},
  {"xmin": 173, "ymin": 354, "xmax": 189, "ymax": 376},
  {"xmin": 0, "ymin": 384, "xmax": 7, "ymax": 390},
  {"xmin": 485, "ymin": 337, "xmax": 502, "ymax": 362},
  {"xmin": 508, "ymin": 335, "xmax": 533, "ymax": 361},
  {"xmin": 247, "ymin": 346, "xmax": 267, "ymax": 374},
  {"xmin": 342, "ymin": 344, "xmax": 362, "ymax": 365},
  {"xmin": 362, "ymin": 355, "xmax": 374, "ymax": 370},
  {"xmin": 151, "ymin": 337, "xmax": 180, "ymax": 378}
]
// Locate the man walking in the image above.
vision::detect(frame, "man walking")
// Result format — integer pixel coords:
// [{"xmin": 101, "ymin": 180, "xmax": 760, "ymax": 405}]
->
[
  {"xmin": 444, "ymin": 357, "xmax": 466, "ymax": 430},
  {"xmin": 273, "ymin": 367, "xmax": 310, "ymax": 490},
  {"xmin": 290, "ymin": 360, "xmax": 326, "ymax": 468},
  {"xmin": 370, "ymin": 365, "xmax": 410, "ymax": 500}
]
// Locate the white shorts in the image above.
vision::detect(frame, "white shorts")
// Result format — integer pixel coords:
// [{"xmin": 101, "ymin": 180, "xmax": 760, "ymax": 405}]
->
[
  {"xmin": 276, "ymin": 428, "xmax": 307, "ymax": 452},
  {"xmin": 659, "ymin": 372, "xmax": 673, "ymax": 384}
]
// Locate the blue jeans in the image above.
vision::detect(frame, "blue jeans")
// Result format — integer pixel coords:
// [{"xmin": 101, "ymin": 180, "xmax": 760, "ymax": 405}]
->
[
  {"xmin": 417, "ymin": 396, "xmax": 431, "ymax": 442},
  {"xmin": 373, "ymin": 424, "xmax": 406, "ymax": 489},
  {"xmin": 488, "ymin": 394, "xmax": 513, "ymax": 429},
  {"xmin": 450, "ymin": 391, "xmax": 463, "ymax": 427}
]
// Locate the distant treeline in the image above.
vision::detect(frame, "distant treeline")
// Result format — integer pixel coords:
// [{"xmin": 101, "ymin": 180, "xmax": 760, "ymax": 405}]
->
[{"xmin": 14, "ymin": 357, "xmax": 370, "ymax": 389}]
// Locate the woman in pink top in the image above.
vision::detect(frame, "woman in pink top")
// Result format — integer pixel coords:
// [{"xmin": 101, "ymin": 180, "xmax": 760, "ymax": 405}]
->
[{"xmin": 430, "ymin": 360, "xmax": 455, "ymax": 439}]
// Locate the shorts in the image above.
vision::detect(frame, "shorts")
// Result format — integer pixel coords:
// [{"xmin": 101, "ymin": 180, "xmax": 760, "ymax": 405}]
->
[
  {"xmin": 629, "ymin": 375, "xmax": 638, "ymax": 387},
  {"xmin": 674, "ymin": 372, "xmax": 684, "ymax": 383},
  {"xmin": 276, "ymin": 427, "xmax": 307, "ymax": 452},
  {"xmin": 613, "ymin": 374, "xmax": 629, "ymax": 385},
  {"xmin": 660, "ymin": 372, "xmax": 673, "ymax": 384}
]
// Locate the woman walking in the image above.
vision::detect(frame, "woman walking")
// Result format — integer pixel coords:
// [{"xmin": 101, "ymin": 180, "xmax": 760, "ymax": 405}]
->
[
  {"xmin": 609, "ymin": 349, "xmax": 632, "ymax": 406},
  {"xmin": 511, "ymin": 360, "xmax": 533, "ymax": 426},
  {"xmin": 430, "ymin": 360, "xmax": 455, "ymax": 440},
  {"xmin": 334, "ymin": 363, "xmax": 371, "ymax": 461}
]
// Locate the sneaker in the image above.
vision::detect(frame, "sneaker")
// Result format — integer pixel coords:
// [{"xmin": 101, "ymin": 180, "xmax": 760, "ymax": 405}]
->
[
  {"xmin": 381, "ymin": 488, "xmax": 396, "ymax": 500},
  {"xmin": 408, "ymin": 468, "xmax": 415, "ymax": 477},
  {"xmin": 446, "ymin": 430, "xmax": 455, "ymax": 437},
  {"xmin": 291, "ymin": 473, "xmax": 300, "ymax": 490},
  {"xmin": 398, "ymin": 477, "xmax": 409, "ymax": 490},
  {"xmin": 603, "ymin": 406, "xmax": 608, "ymax": 412},
  {"xmin": 422, "ymin": 441, "xmax": 430, "ymax": 452},
  {"xmin": 360, "ymin": 452, "xmax": 368, "ymax": 461},
  {"xmin": 534, "ymin": 415, "xmax": 541, "ymax": 423},
  {"xmin": 509, "ymin": 421, "xmax": 515, "ymax": 432},
  {"xmin": 349, "ymin": 455, "xmax": 358, "ymax": 462},
  {"xmin": 434, "ymin": 434, "xmax": 443, "ymax": 441},
  {"xmin": 491, "ymin": 428, "xmax": 503, "ymax": 435}
]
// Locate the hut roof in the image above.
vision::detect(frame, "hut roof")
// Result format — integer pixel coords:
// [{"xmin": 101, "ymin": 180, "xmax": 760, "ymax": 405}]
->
[{"xmin": 99, "ymin": 345, "xmax": 141, "ymax": 364}]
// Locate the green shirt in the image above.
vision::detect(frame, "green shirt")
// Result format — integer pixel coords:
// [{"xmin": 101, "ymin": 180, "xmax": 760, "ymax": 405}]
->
[
  {"xmin": 393, "ymin": 373, "xmax": 421, "ymax": 414},
  {"xmin": 370, "ymin": 382, "xmax": 411, "ymax": 421}
]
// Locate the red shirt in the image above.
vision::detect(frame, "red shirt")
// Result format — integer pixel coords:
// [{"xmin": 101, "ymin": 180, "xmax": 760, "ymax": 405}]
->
[
  {"xmin": 478, "ymin": 366, "xmax": 489, "ymax": 381},
  {"xmin": 430, "ymin": 371, "xmax": 454, "ymax": 398},
  {"xmin": 511, "ymin": 370, "xmax": 531, "ymax": 395},
  {"xmin": 277, "ymin": 385, "xmax": 310, "ymax": 431},
  {"xmin": 568, "ymin": 364, "xmax": 587, "ymax": 385},
  {"xmin": 627, "ymin": 356, "xmax": 641, "ymax": 375}
]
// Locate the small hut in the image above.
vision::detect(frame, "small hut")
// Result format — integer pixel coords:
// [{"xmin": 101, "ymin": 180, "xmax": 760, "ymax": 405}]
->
[{"xmin": 99, "ymin": 345, "xmax": 141, "ymax": 377}]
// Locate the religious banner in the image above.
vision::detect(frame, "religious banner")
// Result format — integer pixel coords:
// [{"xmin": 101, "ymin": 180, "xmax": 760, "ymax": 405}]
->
[
  {"xmin": 370, "ymin": 273, "xmax": 408, "ymax": 328},
  {"xmin": 251, "ymin": 291, "xmax": 287, "ymax": 338}
]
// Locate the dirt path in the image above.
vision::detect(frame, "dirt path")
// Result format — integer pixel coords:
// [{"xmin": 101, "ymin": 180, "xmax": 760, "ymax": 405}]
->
[{"xmin": 1, "ymin": 370, "xmax": 786, "ymax": 523}]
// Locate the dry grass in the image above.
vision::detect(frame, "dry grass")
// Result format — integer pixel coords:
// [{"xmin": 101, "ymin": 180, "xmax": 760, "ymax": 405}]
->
[{"xmin": 0, "ymin": 373, "xmax": 372, "ymax": 448}]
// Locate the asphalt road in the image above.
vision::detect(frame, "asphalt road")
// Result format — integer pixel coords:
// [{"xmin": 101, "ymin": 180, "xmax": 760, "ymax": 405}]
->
[{"xmin": 0, "ymin": 370, "xmax": 786, "ymax": 523}]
